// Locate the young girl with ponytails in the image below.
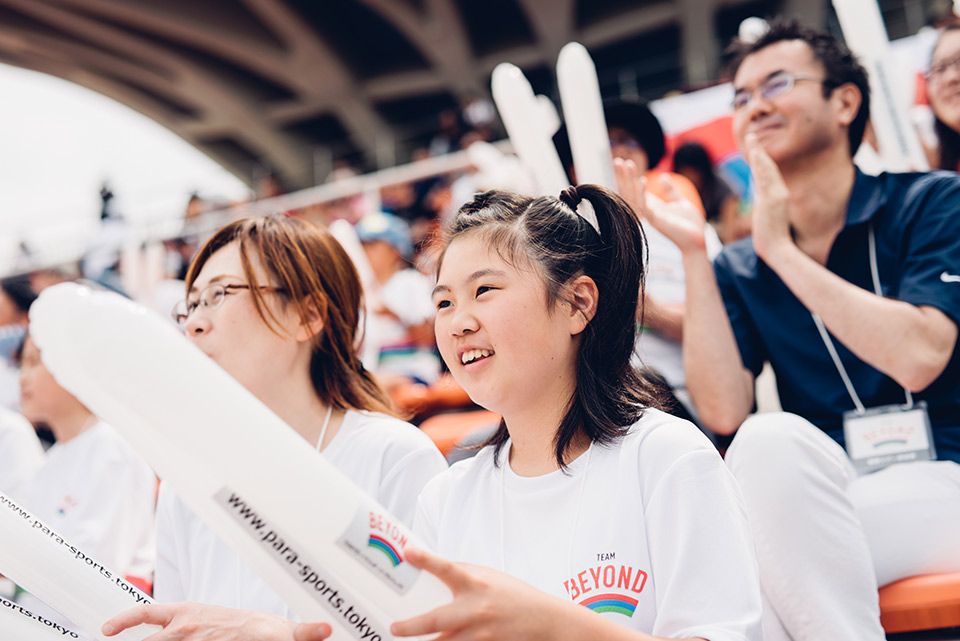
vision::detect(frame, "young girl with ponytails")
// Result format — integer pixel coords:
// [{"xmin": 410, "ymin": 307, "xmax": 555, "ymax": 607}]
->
[{"xmin": 389, "ymin": 185, "xmax": 762, "ymax": 641}]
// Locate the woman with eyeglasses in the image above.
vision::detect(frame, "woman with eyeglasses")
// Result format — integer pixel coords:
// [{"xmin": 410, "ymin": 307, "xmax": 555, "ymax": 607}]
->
[
  {"xmin": 926, "ymin": 24, "xmax": 960, "ymax": 171},
  {"xmin": 104, "ymin": 215, "xmax": 446, "ymax": 639}
]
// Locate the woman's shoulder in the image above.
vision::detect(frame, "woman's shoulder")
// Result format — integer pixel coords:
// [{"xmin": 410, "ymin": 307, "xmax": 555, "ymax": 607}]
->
[
  {"xmin": 72, "ymin": 421, "xmax": 151, "ymax": 469},
  {"xmin": 339, "ymin": 410, "xmax": 444, "ymax": 459},
  {"xmin": 419, "ymin": 444, "xmax": 497, "ymax": 502}
]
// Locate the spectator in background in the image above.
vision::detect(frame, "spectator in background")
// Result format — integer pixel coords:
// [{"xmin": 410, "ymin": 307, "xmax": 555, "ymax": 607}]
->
[
  {"xmin": 16, "ymin": 333, "xmax": 156, "ymax": 628},
  {"xmin": 0, "ymin": 276, "xmax": 36, "ymax": 410},
  {"xmin": 635, "ymin": 20, "xmax": 960, "ymax": 639},
  {"xmin": 0, "ymin": 276, "xmax": 34, "ymax": 361},
  {"xmin": 673, "ymin": 142, "xmax": 751, "ymax": 244},
  {"xmin": 83, "ymin": 183, "xmax": 128, "ymax": 293},
  {"xmin": 558, "ymin": 100, "xmax": 723, "ymax": 428},
  {"xmin": 429, "ymin": 109, "xmax": 465, "ymax": 157},
  {"xmin": 460, "ymin": 92, "xmax": 498, "ymax": 142},
  {"xmin": 925, "ymin": 23, "xmax": 960, "ymax": 170},
  {"xmin": 356, "ymin": 212, "xmax": 440, "ymax": 391}
]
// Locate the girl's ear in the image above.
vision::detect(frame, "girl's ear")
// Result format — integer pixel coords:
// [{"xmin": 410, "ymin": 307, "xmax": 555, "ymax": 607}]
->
[{"xmin": 567, "ymin": 275, "xmax": 599, "ymax": 336}]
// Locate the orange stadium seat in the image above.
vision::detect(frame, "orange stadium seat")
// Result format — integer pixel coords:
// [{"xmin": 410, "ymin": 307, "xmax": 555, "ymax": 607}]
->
[
  {"xmin": 879, "ymin": 572, "xmax": 960, "ymax": 635},
  {"xmin": 391, "ymin": 375, "xmax": 474, "ymax": 419},
  {"xmin": 419, "ymin": 410, "xmax": 500, "ymax": 457}
]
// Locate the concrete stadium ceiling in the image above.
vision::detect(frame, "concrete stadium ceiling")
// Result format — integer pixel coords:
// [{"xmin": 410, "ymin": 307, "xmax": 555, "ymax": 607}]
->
[{"xmin": 0, "ymin": 0, "xmax": 823, "ymax": 189}]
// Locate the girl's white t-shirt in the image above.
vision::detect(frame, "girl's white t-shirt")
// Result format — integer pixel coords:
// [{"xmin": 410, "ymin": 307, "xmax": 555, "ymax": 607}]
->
[
  {"xmin": 18, "ymin": 421, "xmax": 157, "ymax": 627},
  {"xmin": 0, "ymin": 407, "xmax": 44, "ymax": 497},
  {"xmin": 415, "ymin": 409, "xmax": 762, "ymax": 641},
  {"xmin": 154, "ymin": 410, "xmax": 447, "ymax": 617}
]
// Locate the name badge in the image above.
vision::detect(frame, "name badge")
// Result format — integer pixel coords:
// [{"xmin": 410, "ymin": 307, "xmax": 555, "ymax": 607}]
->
[{"xmin": 843, "ymin": 401, "xmax": 936, "ymax": 474}]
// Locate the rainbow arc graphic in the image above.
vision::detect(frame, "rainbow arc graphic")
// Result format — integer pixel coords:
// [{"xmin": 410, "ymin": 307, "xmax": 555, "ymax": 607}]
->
[
  {"xmin": 580, "ymin": 593, "xmax": 638, "ymax": 617},
  {"xmin": 367, "ymin": 534, "xmax": 403, "ymax": 566},
  {"xmin": 873, "ymin": 438, "xmax": 908, "ymax": 449}
]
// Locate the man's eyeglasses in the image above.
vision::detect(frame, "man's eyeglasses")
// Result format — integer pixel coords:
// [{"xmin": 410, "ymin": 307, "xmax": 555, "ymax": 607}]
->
[
  {"xmin": 171, "ymin": 283, "xmax": 288, "ymax": 326},
  {"xmin": 926, "ymin": 53, "xmax": 960, "ymax": 85},
  {"xmin": 732, "ymin": 72, "xmax": 831, "ymax": 111}
]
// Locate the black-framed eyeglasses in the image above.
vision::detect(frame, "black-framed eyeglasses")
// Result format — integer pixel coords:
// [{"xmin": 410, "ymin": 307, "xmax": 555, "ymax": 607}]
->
[
  {"xmin": 171, "ymin": 283, "xmax": 288, "ymax": 326},
  {"xmin": 926, "ymin": 53, "xmax": 960, "ymax": 84},
  {"xmin": 732, "ymin": 72, "xmax": 831, "ymax": 111}
]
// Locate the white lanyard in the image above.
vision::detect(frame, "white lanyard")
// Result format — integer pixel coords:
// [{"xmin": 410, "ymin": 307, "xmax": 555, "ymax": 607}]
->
[
  {"xmin": 498, "ymin": 441, "xmax": 593, "ymax": 580},
  {"xmin": 315, "ymin": 404, "xmax": 335, "ymax": 452},
  {"xmin": 811, "ymin": 224, "xmax": 913, "ymax": 415}
]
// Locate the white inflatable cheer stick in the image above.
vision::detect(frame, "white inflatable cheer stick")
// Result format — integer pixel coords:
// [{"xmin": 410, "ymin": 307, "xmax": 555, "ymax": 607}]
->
[
  {"xmin": 832, "ymin": 0, "xmax": 929, "ymax": 170},
  {"xmin": 0, "ymin": 491, "xmax": 155, "ymax": 641},
  {"xmin": 557, "ymin": 42, "xmax": 616, "ymax": 190},
  {"xmin": 491, "ymin": 63, "xmax": 569, "ymax": 195},
  {"xmin": 0, "ymin": 601, "xmax": 83, "ymax": 641},
  {"xmin": 29, "ymin": 284, "xmax": 450, "ymax": 641}
]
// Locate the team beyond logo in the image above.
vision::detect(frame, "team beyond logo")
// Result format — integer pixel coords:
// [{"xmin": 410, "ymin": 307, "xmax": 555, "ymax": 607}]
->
[
  {"xmin": 581, "ymin": 593, "xmax": 639, "ymax": 617},
  {"xmin": 863, "ymin": 424, "xmax": 917, "ymax": 450},
  {"xmin": 367, "ymin": 534, "xmax": 404, "ymax": 566},
  {"xmin": 336, "ymin": 505, "xmax": 418, "ymax": 594},
  {"xmin": 564, "ymin": 562, "xmax": 648, "ymax": 617}
]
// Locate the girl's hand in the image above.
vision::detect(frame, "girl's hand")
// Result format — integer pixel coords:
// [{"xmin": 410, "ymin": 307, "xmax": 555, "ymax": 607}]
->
[
  {"xmin": 102, "ymin": 602, "xmax": 332, "ymax": 641},
  {"xmin": 391, "ymin": 547, "xmax": 567, "ymax": 641}
]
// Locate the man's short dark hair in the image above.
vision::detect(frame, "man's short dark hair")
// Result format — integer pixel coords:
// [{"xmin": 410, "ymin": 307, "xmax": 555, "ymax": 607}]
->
[{"xmin": 728, "ymin": 19, "xmax": 870, "ymax": 157}]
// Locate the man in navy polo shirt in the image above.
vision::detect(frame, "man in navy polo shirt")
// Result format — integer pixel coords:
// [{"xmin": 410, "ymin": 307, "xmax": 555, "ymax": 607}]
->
[{"xmin": 617, "ymin": 19, "xmax": 960, "ymax": 641}]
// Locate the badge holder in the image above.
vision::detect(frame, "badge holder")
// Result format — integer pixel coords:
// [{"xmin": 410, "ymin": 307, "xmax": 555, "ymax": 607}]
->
[{"xmin": 813, "ymin": 225, "xmax": 936, "ymax": 475}]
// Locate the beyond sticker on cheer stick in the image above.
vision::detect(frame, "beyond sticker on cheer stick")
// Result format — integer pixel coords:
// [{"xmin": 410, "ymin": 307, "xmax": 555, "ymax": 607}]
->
[
  {"xmin": 491, "ymin": 62, "xmax": 569, "ymax": 196},
  {"xmin": 0, "ymin": 490, "xmax": 155, "ymax": 641},
  {"xmin": 29, "ymin": 283, "xmax": 451, "ymax": 641},
  {"xmin": 831, "ymin": 0, "xmax": 929, "ymax": 171},
  {"xmin": 557, "ymin": 42, "xmax": 616, "ymax": 191}
]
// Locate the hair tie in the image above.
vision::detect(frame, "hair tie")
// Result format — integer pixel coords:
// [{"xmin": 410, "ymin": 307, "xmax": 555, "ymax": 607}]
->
[{"xmin": 559, "ymin": 186, "xmax": 600, "ymax": 236}]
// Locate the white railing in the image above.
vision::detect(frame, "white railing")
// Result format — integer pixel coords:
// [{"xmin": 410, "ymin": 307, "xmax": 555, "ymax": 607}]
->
[{"xmin": 1, "ymin": 139, "xmax": 513, "ymax": 280}]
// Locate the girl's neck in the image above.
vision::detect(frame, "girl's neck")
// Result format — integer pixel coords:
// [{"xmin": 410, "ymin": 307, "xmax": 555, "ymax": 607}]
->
[
  {"xmin": 49, "ymin": 406, "xmax": 98, "ymax": 444},
  {"xmin": 504, "ymin": 406, "xmax": 591, "ymax": 477}
]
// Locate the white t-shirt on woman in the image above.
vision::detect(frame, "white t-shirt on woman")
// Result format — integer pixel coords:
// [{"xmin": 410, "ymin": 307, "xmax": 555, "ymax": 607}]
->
[
  {"xmin": 415, "ymin": 409, "xmax": 763, "ymax": 641},
  {"xmin": 154, "ymin": 410, "xmax": 447, "ymax": 617}
]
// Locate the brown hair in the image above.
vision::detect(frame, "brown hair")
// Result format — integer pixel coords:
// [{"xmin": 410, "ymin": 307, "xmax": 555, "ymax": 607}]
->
[{"xmin": 186, "ymin": 216, "xmax": 395, "ymax": 415}]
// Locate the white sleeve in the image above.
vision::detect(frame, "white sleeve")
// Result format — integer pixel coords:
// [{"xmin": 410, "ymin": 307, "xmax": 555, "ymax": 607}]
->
[
  {"xmin": 153, "ymin": 482, "xmax": 187, "ymax": 603},
  {"xmin": 0, "ymin": 411, "xmax": 44, "ymax": 498},
  {"xmin": 644, "ymin": 446, "xmax": 763, "ymax": 641},
  {"xmin": 64, "ymin": 443, "xmax": 155, "ymax": 582},
  {"xmin": 378, "ymin": 436, "xmax": 448, "ymax": 529}
]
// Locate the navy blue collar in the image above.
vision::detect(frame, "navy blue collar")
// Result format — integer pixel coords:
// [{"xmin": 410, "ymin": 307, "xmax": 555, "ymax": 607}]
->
[{"xmin": 845, "ymin": 169, "xmax": 888, "ymax": 226}]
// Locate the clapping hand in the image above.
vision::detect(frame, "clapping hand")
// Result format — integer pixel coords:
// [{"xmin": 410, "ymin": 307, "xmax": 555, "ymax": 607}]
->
[{"xmin": 613, "ymin": 158, "xmax": 707, "ymax": 253}]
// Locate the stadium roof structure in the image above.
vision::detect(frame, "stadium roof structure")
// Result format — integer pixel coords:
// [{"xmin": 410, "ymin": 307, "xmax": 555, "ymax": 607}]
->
[{"xmin": 0, "ymin": 0, "xmax": 823, "ymax": 189}]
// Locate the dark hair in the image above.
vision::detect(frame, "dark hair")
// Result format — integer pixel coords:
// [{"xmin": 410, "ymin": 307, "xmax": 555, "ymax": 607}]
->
[
  {"xmin": 439, "ymin": 186, "xmax": 662, "ymax": 469},
  {"xmin": 930, "ymin": 25, "xmax": 960, "ymax": 170},
  {"xmin": 0, "ymin": 275, "xmax": 37, "ymax": 315},
  {"xmin": 673, "ymin": 142, "xmax": 723, "ymax": 221},
  {"xmin": 728, "ymin": 19, "xmax": 871, "ymax": 156},
  {"xmin": 186, "ymin": 216, "xmax": 396, "ymax": 416}
]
